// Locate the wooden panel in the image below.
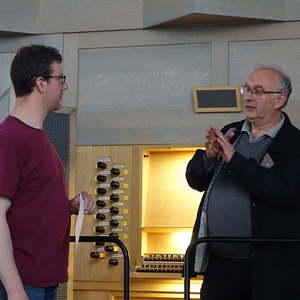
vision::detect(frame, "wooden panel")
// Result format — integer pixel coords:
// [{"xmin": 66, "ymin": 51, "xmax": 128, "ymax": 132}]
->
[
  {"xmin": 74, "ymin": 291, "xmax": 112, "ymax": 300},
  {"xmin": 143, "ymin": 150, "xmax": 202, "ymax": 228},
  {"xmin": 74, "ymin": 278, "xmax": 202, "ymax": 299},
  {"xmin": 73, "ymin": 145, "xmax": 201, "ymax": 300},
  {"xmin": 74, "ymin": 145, "xmax": 138, "ymax": 281}
]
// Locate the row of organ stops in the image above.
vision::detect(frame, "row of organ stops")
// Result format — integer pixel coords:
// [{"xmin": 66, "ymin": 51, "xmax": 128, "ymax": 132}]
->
[
  {"xmin": 90, "ymin": 251, "xmax": 118, "ymax": 265},
  {"xmin": 96, "ymin": 162, "xmax": 121, "ymax": 196},
  {"xmin": 96, "ymin": 195, "xmax": 119, "ymax": 208},
  {"xmin": 97, "ymin": 161, "xmax": 120, "ymax": 175},
  {"xmin": 91, "ymin": 160, "xmax": 124, "ymax": 265},
  {"xmin": 96, "ymin": 183, "xmax": 119, "ymax": 195}
]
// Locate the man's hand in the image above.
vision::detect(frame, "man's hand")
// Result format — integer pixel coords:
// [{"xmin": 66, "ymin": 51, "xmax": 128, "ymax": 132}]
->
[
  {"xmin": 70, "ymin": 191, "xmax": 97, "ymax": 215},
  {"xmin": 205, "ymin": 127, "xmax": 221, "ymax": 158},
  {"xmin": 205, "ymin": 127, "xmax": 235, "ymax": 159},
  {"xmin": 214, "ymin": 129, "xmax": 236, "ymax": 162}
]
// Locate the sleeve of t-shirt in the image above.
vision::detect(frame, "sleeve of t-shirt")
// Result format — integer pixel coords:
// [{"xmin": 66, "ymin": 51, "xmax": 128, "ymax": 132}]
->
[{"xmin": 0, "ymin": 130, "xmax": 25, "ymax": 200}]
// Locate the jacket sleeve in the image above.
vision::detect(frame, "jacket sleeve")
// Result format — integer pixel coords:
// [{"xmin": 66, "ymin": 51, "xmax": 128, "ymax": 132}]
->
[
  {"xmin": 185, "ymin": 149, "xmax": 216, "ymax": 192},
  {"xmin": 227, "ymin": 151, "xmax": 300, "ymax": 211}
]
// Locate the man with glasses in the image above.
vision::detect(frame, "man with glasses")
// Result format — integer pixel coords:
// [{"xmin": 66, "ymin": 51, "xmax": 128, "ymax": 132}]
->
[
  {"xmin": 186, "ymin": 67, "xmax": 300, "ymax": 300},
  {"xmin": 0, "ymin": 45, "xmax": 96, "ymax": 300}
]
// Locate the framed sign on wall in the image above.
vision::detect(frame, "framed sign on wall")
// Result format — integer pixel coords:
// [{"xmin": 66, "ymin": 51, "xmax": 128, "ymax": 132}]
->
[{"xmin": 192, "ymin": 85, "xmax": 241, "ymax": 112}]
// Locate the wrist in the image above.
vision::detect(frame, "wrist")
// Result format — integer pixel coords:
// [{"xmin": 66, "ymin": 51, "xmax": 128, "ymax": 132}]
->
[{"xmin": 6, "ymin": 285, "xmax": 27, "ymax": 299}]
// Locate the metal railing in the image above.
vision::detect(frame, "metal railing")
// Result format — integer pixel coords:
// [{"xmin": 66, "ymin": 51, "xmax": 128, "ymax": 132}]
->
[
  {"xmin": 70, "ymin": 235, "xmax": 130, "ymax": 300},
  {"xmin": 184, "ymin": 237, "xmax": 300, "ymax": 300}
]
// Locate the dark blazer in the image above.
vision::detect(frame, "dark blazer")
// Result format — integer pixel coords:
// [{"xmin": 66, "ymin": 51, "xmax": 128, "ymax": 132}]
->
[{"xmin": 186, "ymin": 113, "xmax": 300, "ymax": 299}]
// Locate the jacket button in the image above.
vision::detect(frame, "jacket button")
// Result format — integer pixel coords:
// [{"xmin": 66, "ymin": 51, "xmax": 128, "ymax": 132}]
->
[{"xmin": 252, "ymin": 203, "xmax": 256, "ymax": 207}]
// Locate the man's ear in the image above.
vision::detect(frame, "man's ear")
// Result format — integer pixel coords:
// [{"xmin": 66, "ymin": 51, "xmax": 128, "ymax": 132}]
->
[
  {"xmin": 275, "ymin": 93, "xmax": 287, "ymax": 109},
  {"xmin": 35, "ymin": 76, "xmax": 47, "ymax": 93}
]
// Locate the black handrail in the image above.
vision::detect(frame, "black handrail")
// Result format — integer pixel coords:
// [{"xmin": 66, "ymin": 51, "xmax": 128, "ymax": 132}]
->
[
  {"xmin": 184, "ymin": 237, "xmax": 300, "ymax": 300},
  {"xmin": 70, "ymin": 235, "xmax": 130, "ymax": 300}
]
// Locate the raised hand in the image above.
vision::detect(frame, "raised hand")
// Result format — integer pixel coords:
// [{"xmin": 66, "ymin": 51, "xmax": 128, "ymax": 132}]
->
[
  {"xmin": 214, "ymin": 129, "xmax": 236, "ymax": 162},
  {"xmin": 205, "ymin": 127, "xmax": 236, "ymax": 159},
  {"xmin": 205, "ymin": 127, "xmax": 221, "ymax": 158}
]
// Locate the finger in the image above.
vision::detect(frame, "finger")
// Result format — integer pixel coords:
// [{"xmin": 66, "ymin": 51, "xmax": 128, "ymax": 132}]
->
[
  {"xmin": 80, "ymin": 191, "xmax": 91, "ymax": 211},
  {"xmin": 214, "ymin": 131, "xmax": 232, "ymax": 152},
  {"xmin": 206, "ymin": 127, "xmax": 216, "ymax": 139},
  {"xmin": 86, "ymin": 198, "xmax": 96, "ymax": 213},
  {"xmin": 89, "ymin": 202, "xmax": 97, "ymax": 214},
  {"xmin": 214, "ymin": 129, "xmax": 228, "ymax": 141},
  {"xmin": 82, "ymin": 192, "xmax": 97, "ymax": 214}
]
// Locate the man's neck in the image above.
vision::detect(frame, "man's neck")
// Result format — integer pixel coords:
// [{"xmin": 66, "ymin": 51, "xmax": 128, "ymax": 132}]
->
[
  {"xmin": 249, "ymin": 113, "xmax": 282, "ymax": 140},
  {"xmin": 10, "ymin": 96, "xmax": 48, "ymax": 129}
]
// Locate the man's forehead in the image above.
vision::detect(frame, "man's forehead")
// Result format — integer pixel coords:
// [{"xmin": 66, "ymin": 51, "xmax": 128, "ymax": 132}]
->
[
  {"xmin": 50, "ymin": 62, "xmax": 63, "ymax": 73},
  {"xmin": 246, "ymin": 69, "xmax": 280, "ymax": 86}
]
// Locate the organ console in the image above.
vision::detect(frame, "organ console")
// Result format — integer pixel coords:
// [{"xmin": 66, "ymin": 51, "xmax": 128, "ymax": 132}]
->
[{"xmin": 74, "ymin": 145, "xmax": 202, "ymax": 300}]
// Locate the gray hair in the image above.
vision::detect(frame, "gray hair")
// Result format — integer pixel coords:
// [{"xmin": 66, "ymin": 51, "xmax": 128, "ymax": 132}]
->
[
  {"xmin": 253, "ymin": 66, "xmax": 292, "ymax": 107},
  {"xmin": 276, "ymin": 72, "xmax": 292, "ymax": 107}
]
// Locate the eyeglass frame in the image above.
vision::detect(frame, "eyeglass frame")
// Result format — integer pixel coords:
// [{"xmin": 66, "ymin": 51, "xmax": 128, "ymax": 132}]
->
[
  {"xmin": 35, "ymin": 75, "xmax": 66, "ymax": 84},
  {"xmin": 240, "ymin": 85, "xmax": 283, "ymax": 96}
]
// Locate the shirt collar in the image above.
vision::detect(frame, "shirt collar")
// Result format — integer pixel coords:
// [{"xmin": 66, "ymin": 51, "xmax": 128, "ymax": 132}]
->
[{"xmin": 241, "ymin": 114, "xmax": 285, "ymax": 140}]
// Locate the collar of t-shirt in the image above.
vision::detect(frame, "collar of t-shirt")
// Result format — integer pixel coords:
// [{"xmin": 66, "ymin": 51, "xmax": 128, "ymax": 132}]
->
[{"xmin": 241, "ymin": 114, "xmax": 285, "ymax": 143}]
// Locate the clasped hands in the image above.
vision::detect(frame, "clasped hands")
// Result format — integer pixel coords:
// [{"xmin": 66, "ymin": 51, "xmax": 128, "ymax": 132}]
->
[{"xmin": 205, "ymin": 127, "xmax": 236, "ymax": 162}]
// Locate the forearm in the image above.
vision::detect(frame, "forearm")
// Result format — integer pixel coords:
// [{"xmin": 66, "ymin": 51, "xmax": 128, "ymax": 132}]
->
[
  {"xmin": 186, "ymin": 149, "xmax": 216, "ymax": 191},
  {"xmin": 0, "ymin": 218, "xmax": 26, "ymax": 299}
]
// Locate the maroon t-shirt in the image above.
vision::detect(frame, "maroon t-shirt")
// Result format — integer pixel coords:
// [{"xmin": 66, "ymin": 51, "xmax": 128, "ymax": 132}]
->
[{"xmin": 0, "ymin": 116, "xmax": 70, "ymax": 286}]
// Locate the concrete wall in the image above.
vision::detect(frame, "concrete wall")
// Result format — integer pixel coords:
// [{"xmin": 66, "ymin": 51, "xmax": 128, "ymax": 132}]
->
[
  {"xmin": 72, "ymin": 21, "xmax": 300, "ymax": 145},
  {"xmin": 37, "ymin": 0, "xmax": 143, "ymax": 34},
  {"xmin": 143, "ymin": 0, "xmax": 300, "ymax": 27},
  {"xmin": 0, "ymin": 53, "xmax": 13, "ymax": 122},
  {"xmin": 193, "ymin": 0, "xmax": 285, "ymax": 19},
  {"xmin": 2, "ymin": 20, "xmax": 300, "ymax": 146},
  {"xmin": 78, "ymin": 43, "xmax": 211, "ymax": 144},
  {"xmin": 1, "ymin": 0, "xmax": 300, "ymax": 34},
  {"xmin": 0, "ymin": 0, "xmax": 39, "ymax": 33}
]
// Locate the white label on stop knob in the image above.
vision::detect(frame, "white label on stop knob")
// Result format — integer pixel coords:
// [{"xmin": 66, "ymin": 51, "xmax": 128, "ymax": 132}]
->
[
  {"xmin": 99, "ymin": 157, "xmax": 111, "ymax": 162},
  {"xmin": 98, "ymin": 222, "xmax": 109, "ymax": 226},
  {"xmin": 112, "ymin": 215, "xmax": 124, "ymax": 220},
  {"xmin": 99, "ymin": 183, "xmax": 110, "ymax": 188},
  {"xmin": 111, "ymin": 253, "xmax": 123, "ymax": 258},
  {"xmin": 112, "ymin": 190, "xmax": 124, "ymax": 194},
  {"xmin": 112, "ymin": 164, "xmax": 124, "ymax": 168}
]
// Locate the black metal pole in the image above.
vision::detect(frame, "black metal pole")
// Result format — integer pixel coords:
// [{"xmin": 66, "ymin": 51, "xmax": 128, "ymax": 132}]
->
[
  {"xmin": 184, "ymin": 237, "xmax": 300, "ymax": 300},
  {"xmin": 70, "ymin": 236, "xmax": 130, "ymax": 300}
]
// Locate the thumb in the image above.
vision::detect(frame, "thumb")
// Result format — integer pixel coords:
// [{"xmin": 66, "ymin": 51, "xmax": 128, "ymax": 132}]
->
[{"xmin": 225, "ymin": 128, "xmax": 236, "ymax": 141}]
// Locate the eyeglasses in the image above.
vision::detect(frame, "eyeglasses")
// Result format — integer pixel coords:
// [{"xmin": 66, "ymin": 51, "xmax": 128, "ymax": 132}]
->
[
  {"xmin": 35, "ymin": 75, "xmax": 66, "ymax": 84},
  {"xmin": 240, "ymin": 85, "xmax": 282, "ymax": 96},
  {"xmin": 43, "ymin": 75, "xmax": 66, "ymax": 84}
]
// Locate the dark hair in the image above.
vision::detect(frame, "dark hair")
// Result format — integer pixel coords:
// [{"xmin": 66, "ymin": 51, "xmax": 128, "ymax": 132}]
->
[{"xmin": 10, "ymin": 44, "xmax": 62, "ymax": 97}]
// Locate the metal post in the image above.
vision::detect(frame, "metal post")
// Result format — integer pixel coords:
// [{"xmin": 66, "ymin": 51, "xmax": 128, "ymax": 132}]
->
[{"xmin": 184, "ymin": 237, "xmax": 300, "ymax": 300}]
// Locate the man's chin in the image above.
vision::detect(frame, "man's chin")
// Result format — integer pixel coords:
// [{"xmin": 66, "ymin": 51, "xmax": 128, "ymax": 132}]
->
[
  {"xmin": 49, "ymin": 103, "xmax": 61, "ymax": 112},
  {"xmin": 244, "ymin": 110, "xmax": 256, "ymax": 120}
]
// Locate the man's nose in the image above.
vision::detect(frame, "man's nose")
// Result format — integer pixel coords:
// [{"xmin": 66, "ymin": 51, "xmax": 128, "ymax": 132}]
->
[{"xmin": 62, "ymin": 83, "xmax": 69, "ymax": 90}]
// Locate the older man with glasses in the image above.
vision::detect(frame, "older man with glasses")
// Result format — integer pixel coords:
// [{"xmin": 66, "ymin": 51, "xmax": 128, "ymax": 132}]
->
[{"xmin": 186, "ymin": 67, "xmax": 300, "ymax": 300}]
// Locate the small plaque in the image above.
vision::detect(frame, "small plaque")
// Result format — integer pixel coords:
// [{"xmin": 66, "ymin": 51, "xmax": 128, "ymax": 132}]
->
[{"xmin": 192, "ymin": 85, "xmax": 241, "ymax": 112}]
